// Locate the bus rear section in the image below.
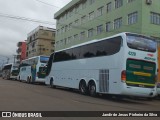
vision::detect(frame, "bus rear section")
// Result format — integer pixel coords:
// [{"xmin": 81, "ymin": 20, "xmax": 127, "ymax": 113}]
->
[
  {"xmin": 34, "ymin": 56, "xmax": 49, "ymax": 83},
  {"xmin": 122, "ymin": 59, "xmax": 157, "ymax": 97},
  {"xmin": 121, "ymin": 33, "xmax": 157, "ymax": 98},
  {"xmin": 2, "ymin": 63, "xmax": 19, "ymax": 80},
  {"xmin": 157, "ymin": 43, "xmax": 160, "ymax": 96}
]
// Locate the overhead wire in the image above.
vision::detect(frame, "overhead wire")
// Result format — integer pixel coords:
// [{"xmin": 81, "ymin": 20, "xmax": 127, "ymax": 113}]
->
[
  {"xmin": 34, "ymin": 0, "xmax": 60, "ymax": 9},
  {"xmin": 0, "ymin": 13, "xmax": 56, "ymax": 25}
]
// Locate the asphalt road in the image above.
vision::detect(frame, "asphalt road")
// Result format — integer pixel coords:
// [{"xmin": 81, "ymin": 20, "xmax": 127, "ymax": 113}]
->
[{"xmin": 0, "ymin": 77, "xmax": 160, "ymax": 120}]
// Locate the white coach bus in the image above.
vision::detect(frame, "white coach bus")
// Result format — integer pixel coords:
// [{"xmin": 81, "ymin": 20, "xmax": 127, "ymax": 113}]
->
[
  {"xmin": 18, "ymin": 56, "xmax": 49, "ymax": 83},
  {"xmin": 2, "ymin": 63, "xmax": 19, "ymax": 80},
  {"xmin": 45, "ymin": 32, "xmax": 157, "ymax": 98}
]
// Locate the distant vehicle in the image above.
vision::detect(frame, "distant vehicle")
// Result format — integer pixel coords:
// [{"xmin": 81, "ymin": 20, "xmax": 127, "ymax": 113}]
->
[
  {"xmin": 0, "ymin": 70, "xmax": 2, "ymax": 77},
  {"xmin": 2, "ymin": 63, "xmax": 19, "ymax": 80},
  {"xmin": 45, "ymin": 32, "xmax": 158, "ymax": 98},
  {"xmin": 18, "ymin": 56, "xmax": 49, "ymax": 83}
]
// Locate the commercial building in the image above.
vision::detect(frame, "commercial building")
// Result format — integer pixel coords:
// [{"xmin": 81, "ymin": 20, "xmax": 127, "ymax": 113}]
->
[
  {"xmin": 54, "ymin": 0, "xmax": 160, "ymax": 50},
  {"xmin": 16, "ymin": 41, "xmax": 27, "ymax": 64},
  {"xmin": 26, "ymin": 26, "xmax": 56, "ymax": 58}
]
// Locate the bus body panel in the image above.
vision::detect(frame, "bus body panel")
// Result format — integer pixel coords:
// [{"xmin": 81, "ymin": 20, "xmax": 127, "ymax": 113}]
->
[
  {"xmin": 19, "ymin": 66, "xmax": 31, "ymax": 82},
  {"xmin": 46, "ymin": 32, "xmax": 157, "ymax": 98},
  {"xmin": 19, "ymin": 56, "xmax": 49, "ymax": 83}
]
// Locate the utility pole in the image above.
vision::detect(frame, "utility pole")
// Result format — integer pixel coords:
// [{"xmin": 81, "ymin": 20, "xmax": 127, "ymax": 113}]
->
[{"xmin": 13, "ymin": 55, "xmax": 17, "ymax": 64}]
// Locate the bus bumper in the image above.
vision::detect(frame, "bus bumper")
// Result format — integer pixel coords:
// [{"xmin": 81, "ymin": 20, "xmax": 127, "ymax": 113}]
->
[
  {"xmin": 156, "ymin": 88, "xmax": 160, "ymax": 95},
  {"xmin": 36, "ymin": 77, "xmax": 45, "ymax": 83},
  {"xmin": 121, "ymin": 84, "xmax": 157, "ymax": 98}
]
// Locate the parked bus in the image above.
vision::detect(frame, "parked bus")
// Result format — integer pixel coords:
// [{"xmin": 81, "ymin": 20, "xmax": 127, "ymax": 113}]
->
[
  {"xmin": 157, "ymin": 42, "xmax": 160, "ymax": 96},
  {"xmin": 18, "ymin": 56, "xmax": 49, "ymax": 83},
  {"xmin": 2, "ymin": 63, "xmax": 19, "ymax": 80},
  {"xmin": 45, "ymin": 32, "xmax": 157, "ymax": 98}
]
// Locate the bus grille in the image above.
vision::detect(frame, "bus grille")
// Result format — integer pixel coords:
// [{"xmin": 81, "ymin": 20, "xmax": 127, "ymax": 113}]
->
[{"xmin": 99, "ymin": 69, "xmax": 109, "ymax": 93}]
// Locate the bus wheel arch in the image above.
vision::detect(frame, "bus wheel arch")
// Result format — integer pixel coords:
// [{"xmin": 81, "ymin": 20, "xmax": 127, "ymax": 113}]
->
[
  {"xmin": 50, "ymin": 77, "xmax": 55, "ymax": 88},
  {"xmin": 79, "ymin": 79, "xmax": 88, "ymax": 95},
  {"xmin": 88, "ymin": 80, "xmax": 97, "ymax": 97}
]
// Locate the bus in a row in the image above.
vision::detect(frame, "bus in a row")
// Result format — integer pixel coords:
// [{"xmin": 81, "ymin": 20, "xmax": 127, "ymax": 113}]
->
[
  {"xmin": 18, "ymin": 55, "xmax": 49, "ymax": 83},
  {"xmin": 45, "ymin": 32, "xmax": 158, "ymax": 98},
  {"xmin": 2, "ymin": 63, "xmax": 19, "ymax": 80}
]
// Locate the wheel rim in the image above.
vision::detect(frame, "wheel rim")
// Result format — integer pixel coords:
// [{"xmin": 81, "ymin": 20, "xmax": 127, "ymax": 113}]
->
[
  {"xmin": 80, "ymin": 84, "xmax": 85, "ymax": 93},
  {"xmin": 90, "ymin": 84, "xmax": 96, "ymax": 96},
  {"xmin": 80, "ymin": 82, "xmax": 87, "ymax": 94}
]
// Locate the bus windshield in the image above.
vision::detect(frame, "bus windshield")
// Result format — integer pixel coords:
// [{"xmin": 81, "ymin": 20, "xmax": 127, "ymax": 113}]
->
[
  {"xmin": 40, "ymin": 56, "xmax": 49, "ymax": 63},
  {"xmin": 13, "ymin": 66, "xmax": 18, "ymax": 70},
  {"xmin": 126, "ymin": 34, "xmax": 156, "ymax": 52}
]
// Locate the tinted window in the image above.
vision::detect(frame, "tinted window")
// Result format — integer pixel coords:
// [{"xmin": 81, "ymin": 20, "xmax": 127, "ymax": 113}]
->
[
  {"xmin": 46, "ymin": 53, "xmax": 54, "ymax": 76},
  {"xmin": 54, "ymin": 36, "xmax": 122, "ymax": 62},
  {"xmin": 126, "ymin": 34, "xmax": 156, "ymax": 52},
  {"xmin": 40, "ymin": 56, "xmax": 49, "ymax": 63}
]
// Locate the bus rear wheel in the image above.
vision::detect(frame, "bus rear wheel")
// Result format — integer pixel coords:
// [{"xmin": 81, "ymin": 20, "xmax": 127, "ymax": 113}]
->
[
  {"xmin": 88, "ymin": 82, "xmax": 96, "ymax": 97},
  {"xmin": 79, "ymin": 81, "xmax": 88, "ymax": 95},
  {"xmin": 27, "ymin": 77, "xmax": 30, "ymax": 84}
]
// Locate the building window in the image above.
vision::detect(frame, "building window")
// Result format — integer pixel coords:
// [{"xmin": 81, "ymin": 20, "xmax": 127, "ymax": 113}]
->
[
  {"xmin": 69, "ymin": 23, "xmax": 73, "ymax": 30},
  {"xmin": 80, "ymin": 31, "xmax": 85, "ymax": 40},
  {"xmin": 64, "ymin": 38, "xmax": 67, "ymax": 45},
  {"xmin": 82, "ymin": 1, "xmax": 86, "ymax": 9},
  {"xmin": 106, "ymin": 22, "xmax": 112, "ymax": 32},
  {"xmin": 89, "ymin": 11, "xmax": 95, "ymax": 20},
  {"xmin": 74, "ymin": 34, "xmax": 79, "ymax": 41},
  {"xmin": 68, "ymin": 36, "xmax": 73, "ymax": 44},
  {"xmin": 128, "ymin": 12, "xmax": 138, "ymax": 25},
  {"xmin": 61, "ymin": 27, "xmax": 64, "ymax": 33},
  {"xmin": 128, "ymin": 0, "xmax": 135, "ymax": 3},
  {"xmin": 150, "ymin": 12, "xmax": 160, "ymax": 25},
  {"xmin": 88, "ymin": 28, "xmax": 94, "ymax": 38},
  {"xmin": 75, "ymin": 19, "xmax": 79, "ymax": 26},
  {"xmin": 57, "ymin": 29, "xmax": 60, "ymax": 35},
  {"xmin": 81, "ymin": 15, "xmax": 86, "ymax": 24},
  {"xmin": 75, "ymin": 5, "xmax": 79, "ymax": 13},
  {"xmin": 88, "ymin": 0, "xmax": 95, "ymax": 5},
  {"xmin": 56, "ymin": 41, "xmax": 59, "ymax": 46},
  {"xmin": 97, "ymin": 25, "xmax": 103, "ymax": 35},
  {"xmin": 115, "ymin": 0, "xmax": 123, "ymax": 9},
  {"xmin": 65, "ymin": 25, "xmax": 68, "ymax": 32},
  {"xmin": 97, "ymin": 7, "xmax": 104, "ymax": 17},
  {"xmin": 107, "ymin": 2, "xmax": 112, "ymax": 13},
  {"xmin": 114, "ymin": 17, "xmax": 122, "ymax": 29}
]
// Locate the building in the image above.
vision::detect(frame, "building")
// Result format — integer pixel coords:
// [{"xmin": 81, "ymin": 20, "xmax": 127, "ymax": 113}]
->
[
  {"xmin": 16, "ymin": 41, "xmax": 27, "ymax": 64},
  {"xmin": 26, "ymin": 26, "xmax": 56, "ymax": 58},
  {"xmin": 54, "ymin": 0, "xmax": 160, "ymax": 50}
]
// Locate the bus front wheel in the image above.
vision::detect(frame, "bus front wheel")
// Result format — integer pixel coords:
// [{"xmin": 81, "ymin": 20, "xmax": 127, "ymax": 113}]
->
[{"xmin": 88, "ymin": 82, "xmax": 97, "ymax": 97}]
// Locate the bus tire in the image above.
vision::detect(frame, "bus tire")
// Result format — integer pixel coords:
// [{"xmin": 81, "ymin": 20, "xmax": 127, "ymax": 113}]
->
[
  {"xmin": 27, "ymin": 77, "xmax": 30, "ymax": 84},
  {"xmin": 79, "ymin": 80, "xmax": 88, "ymax": 95},
  {"xmin": 50, "ymin": 79, "xmax": 55, "ymax": 88},
  {"xmin": 88, "ymin": 81, "xmax": 97, "ymax": 97}
]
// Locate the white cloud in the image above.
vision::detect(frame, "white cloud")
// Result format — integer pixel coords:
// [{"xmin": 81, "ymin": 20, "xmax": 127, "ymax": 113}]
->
[{"xmin": 0, "ymin": 0, "xmax": 71, "ymax": 64}]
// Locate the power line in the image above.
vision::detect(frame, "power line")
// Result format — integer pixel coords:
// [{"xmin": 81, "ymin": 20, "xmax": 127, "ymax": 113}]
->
[
  {"xmin": 0, "ymin": 12, "xmax": 56, "ymax": 25},
  {"xmin": 34, "ymin": 0, "xmax": 60, "ymax": 9}
]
